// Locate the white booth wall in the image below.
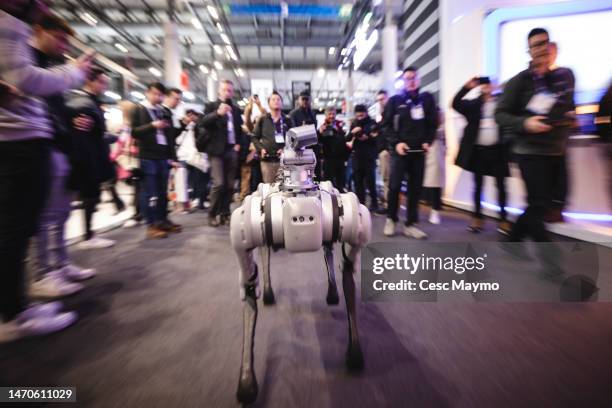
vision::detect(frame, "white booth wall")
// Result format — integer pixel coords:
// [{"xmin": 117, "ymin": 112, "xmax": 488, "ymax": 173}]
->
[{"xmin": 438, "ymin": 0, "xmax": 612, "ymax": 218}]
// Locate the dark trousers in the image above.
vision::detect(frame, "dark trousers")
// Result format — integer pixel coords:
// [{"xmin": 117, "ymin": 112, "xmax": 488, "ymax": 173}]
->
[
  {"xmin": 188, "ymin": 165, "xmax": 210, "ymax": 209},
  {"xmin": 139, "ymin": 159, "xmax": 169, "ymax": 226},
  {"xmin": 250, "ymin": 160, "xmax": 262, "ymax": 193},
  {"xmin": 209, "ymin": 148, "xmax": 238, "ymax": 218},
  {"xmin": 387, "ymin": 153, "xmax": 425, "ymax": 226},
  {"xmin": 425, "ymin": 187, "xmax": 442, "ymax": 210},
  {"xmin": 82, "ymin": 196, "xmax": 99, "ymax": 240},
  {"xmin": 552, "ymin": 154, "xmax": 568, "ymax": 209},
  {"xmin": 0, "ymin": 139, "xmax": 50, "ymax": 321},
  {"xmin": 510, "ymin": 154, "xmax": 562, "ymax": 242},
  {"xmin": 323, "ymin": 157, "xmax": 346, "ymax": 191},
  {"xmin": 353, "ymin": 154, "xmax": 378, "ymax": 207},
  {"xmin": 473, "ymin": 173, "xmax": 507, "ymax": 220}
]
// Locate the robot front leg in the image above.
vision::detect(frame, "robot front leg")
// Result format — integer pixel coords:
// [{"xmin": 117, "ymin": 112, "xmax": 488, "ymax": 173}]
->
[
  {"xmin": 237, "ymin": 265, "xmax": 259, "ymax": 404},
  {"xmin": 341, "ymin": 244, "xmax": 364, "ymax": 371},
  {"xmin": 323, "ymin": 244, "xmax": 339, "ymax": 305},
  {"xmin": 259, "ymin": 246, "xmax": 275, "ymax": 305}
]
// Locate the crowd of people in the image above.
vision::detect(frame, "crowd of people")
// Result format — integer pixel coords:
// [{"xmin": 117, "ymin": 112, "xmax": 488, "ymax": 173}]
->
[{"xmin": 1, "ymin": 0, "xmax": 610, "ymax": 344}]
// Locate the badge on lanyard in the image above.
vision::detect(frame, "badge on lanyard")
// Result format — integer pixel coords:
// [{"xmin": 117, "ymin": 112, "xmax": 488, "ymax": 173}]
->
[
  {"xmin": 527, "ymin": 92, "xmax": 557, "ymax": 115},
  {"xmin": 274, "ymin": 117, "xmax": 285, "ymax": 143},
  {"xmin": 410, "ymin": 104, "xmax": 425, "ymax": 120}
]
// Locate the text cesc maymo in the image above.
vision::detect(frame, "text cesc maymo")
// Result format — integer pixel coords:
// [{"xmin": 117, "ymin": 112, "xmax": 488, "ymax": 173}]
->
[{"xmin": 373, "ymin": 279, "xmax": 500, "ymax": 293}]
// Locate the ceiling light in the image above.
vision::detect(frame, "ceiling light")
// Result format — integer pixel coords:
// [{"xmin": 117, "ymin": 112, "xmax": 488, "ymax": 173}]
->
[
  {"xmin": 184, "ymin": 58, "xmax": 195, "ymax": 66},
  {"xmin": 183, "ymin": 91, "xmax": 195, "ymax": 101},
  {"xmin": 79, "ymin": 12, "xmax": 97, "ymax": 26},
  {"xmin": 220, "ymin": 33, "xmax": 231, "ymax": 45},
  {"xmin": 226, "ymin": 45, "xmax": 237, "ymax": 61},
  {"xmin": 340, "ymin": 48, "xmax": 348, "ymax": 56},
  {"xmin": 214, "ymin": 61, "xmax": 223, "ymax": 70},
  {"xmin": 216, "ymin": 23, "xmax": 224, "ymax": 32},
  {"xmin": 317, "ymin": 67, "xmax": 325, "ymax": 77},
  {"xmin": 208, "ymin": 6, "xmax": 219, "ymax": 20},
  {"xmin": 199, "ymin": 65, "xmax": 209, "ymax": 74},
  {"xmin": 236, "ymin": 68, "xmax": 244, "ymax": 77},
  {"xmin": 214, "ymin": 45, "xmax": 223, "ymax": 54},
  {"xmin": 148, "ymin": 67, "xmax": 162, "ymax": 77},
  {"xmin": 130, "ymin": 91, "xmax": 145, "ymax": 100},
  {"xmin": 328, "ymin": 47, "xmax": 336, "ymax": 55},
  {"xmin": 114, "ymin": 43, "xmax": 128, "ymax": 53},
  {"xmin": 104, "ymin": 91, "xmax": 121, "ymax": 100},
  {"xmin": 191, "ymin": 17, "xmax": 203, "ymax": 30},
  {"xmin": 211, "ymin": 70, "xmax": 218, "ymax": 81}
]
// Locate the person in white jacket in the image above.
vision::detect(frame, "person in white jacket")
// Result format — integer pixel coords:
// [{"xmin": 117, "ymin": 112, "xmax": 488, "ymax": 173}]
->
[
  {"xmin": 423, "ymin": 110, "xmax": 447, "ymax": 224},
  {"xmin": 0, "ymin": 1, "xmax": 93, "ymax": 344}
]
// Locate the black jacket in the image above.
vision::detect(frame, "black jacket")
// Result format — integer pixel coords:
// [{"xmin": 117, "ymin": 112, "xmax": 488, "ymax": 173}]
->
[
  {"xmin": 197, "ymin": 100, "xmax": 246, "ymax": 158},
  {"xmin": 289, "ymin": 107, "xmax": 317, "ymax": 127},
  {"xmin": 319, "ymin": 120, "xmax": 348, "ymax": 158},
  {"xmin": 348, "ymin": 116, "xmax": 378, "ymax": 159},
  {"xmin": 252, "ymin": 113, "xmax": 293, "ymax": 161},
  {"xmin": 382, "ymin": 90, "xmax": 437, "ymax": 152},
  {"xmin": 65, "ymin": 89, "xmax": 115, "ymax": 195},
  {"xmin": 131, "ymin": 103, "xmax": 181, "ymax": 160},
  {"xmin": 597, "ymin": 84, "xmax": 612, "ymax": 144},
  {"xmin": 495, "ymin": 68, "xmax": 575, "ymax": 156}
]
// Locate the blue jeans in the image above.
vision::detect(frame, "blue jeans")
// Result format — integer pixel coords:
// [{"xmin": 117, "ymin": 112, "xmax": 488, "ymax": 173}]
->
[
  {"xmin": 35, "ymin": 149, "xmax": 72, "ymax": 277},
  {"xmin": 139, "ymin": 159, "xmax": 170, "ymax": 226}
]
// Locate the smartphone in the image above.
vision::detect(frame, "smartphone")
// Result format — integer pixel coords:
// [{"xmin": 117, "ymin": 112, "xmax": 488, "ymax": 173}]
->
[{"xmin": 478, "ymin": 76, "xmax": 491, "ymax": 85}]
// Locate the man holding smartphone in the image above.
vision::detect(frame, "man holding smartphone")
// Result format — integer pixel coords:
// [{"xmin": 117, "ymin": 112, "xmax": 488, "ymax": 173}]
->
[
  {"xmin": 131, "ymin": 82, "xmax": 180, "ymax": 239},
  {"xmin": 382, "ymin": 67, "xmax": 438, "ymax": 238},
  {"xmin": 1, "ymin": 0, "xmax": 93, "ymax": 341}
]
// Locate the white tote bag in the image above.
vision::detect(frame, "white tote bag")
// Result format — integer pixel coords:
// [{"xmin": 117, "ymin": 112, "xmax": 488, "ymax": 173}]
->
[{"xmin": 177, "ymin": 126, "xmax": 210, "ymax": 173}]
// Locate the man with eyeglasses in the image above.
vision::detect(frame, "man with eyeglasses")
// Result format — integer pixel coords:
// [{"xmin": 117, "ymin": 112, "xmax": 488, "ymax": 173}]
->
[{"xmin": 495, "ymin": 27, "xmax": 575, "ymax": 242}]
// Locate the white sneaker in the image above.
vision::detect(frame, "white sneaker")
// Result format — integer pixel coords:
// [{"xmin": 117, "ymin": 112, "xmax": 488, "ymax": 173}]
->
[
  {"xmin": 383, "ymin": 219, "xmax": 396, "ymax": 236},
  {"xmin": 428, "ymin": 210, "xmax": 441, "ymax": 225},
  {"xmin": 403, "ymin": 225, "xmax": 428, "ymax": 240},
  {"xmin": 76, "ymin": 236, "xmax": 115, "ymax": 249},
  {"xmin": 203, "ymin": 201, "xmax": 211, "ymax": 209},
  {"xmin": 29, "ymin": 271, "xmax": 84, "ymax": 299},
  {"xmin": 61, "ymin": 264, "xmax": 96, "ymax": 281},
  {"xmin": 1, "ymin": 311, "xmax": 77, "ymax": 344},
  {"xmin": 21, "ymin": 301, "xmax": 64, "ymax": 319}
]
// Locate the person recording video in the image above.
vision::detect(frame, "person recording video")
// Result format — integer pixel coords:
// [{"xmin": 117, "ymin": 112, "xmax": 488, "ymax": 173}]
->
[
  {"xmin": 347, "ymin": 104, "xmax": 379, "ymax": 211},
  {"xmin": 452, "ymin": 76, "xmax": 510, "ymax": 235},
  {"xmin": 318, "ymin": 107, "xmax": 348, "ymax": 190}
]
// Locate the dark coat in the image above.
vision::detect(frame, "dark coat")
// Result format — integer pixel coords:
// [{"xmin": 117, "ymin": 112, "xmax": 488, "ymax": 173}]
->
[
  {"xmin": 348, "ymin": 116, "xmax": 379, "ymax": 159},
  {"xmin": 495, "ymin": 68, "xmax": 575, "ymax": 156},
  {"xmin": 382, "ymin": 90, "xmax": 438, "ymax": 152},
  {"xmin": 452, "ymin": 86, "xmax": 509, "ymax": 177},
  {"xmin": 131, "ymin": 104, "xmax": 181, "ymax": 161},
  {"xmin": 319, "ymin": 120, "xmax": 348, "ymax": 159},
  {"xmin": 65, "ymin": 89, "xmax": 115, "ymax": 197},
  {"xmin": 452, "ymin": 86, "xmax": 485, "ymax": 171},
  {"xmin": 197, "ymin": 100, "xmax": 246, "ymax": 158},
  {"xmin": 252, "ymin": 113, "xmax": 293, "ymax": 161}
]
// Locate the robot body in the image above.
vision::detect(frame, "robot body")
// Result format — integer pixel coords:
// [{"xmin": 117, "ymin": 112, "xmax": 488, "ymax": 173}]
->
[{"xmin": 230, "ymin": 125, "xmax": 371, "ymax": 403}]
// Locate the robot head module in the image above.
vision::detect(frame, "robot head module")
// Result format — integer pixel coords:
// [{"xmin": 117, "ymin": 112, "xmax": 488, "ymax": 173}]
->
[{"xmin": 286, "ymin": 124, "xmax": 318, "ymax": 150}]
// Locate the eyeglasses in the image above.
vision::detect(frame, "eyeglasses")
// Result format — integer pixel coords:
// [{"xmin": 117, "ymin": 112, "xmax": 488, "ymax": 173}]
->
[{"xmin": 529, "ymin": 39, "xmax": 550, "ymax": 50}]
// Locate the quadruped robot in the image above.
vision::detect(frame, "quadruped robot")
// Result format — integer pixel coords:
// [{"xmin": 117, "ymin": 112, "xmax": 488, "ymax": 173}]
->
[{"xmin": 230, "ymin": 124, "xmax": 372, "ymax": 403}]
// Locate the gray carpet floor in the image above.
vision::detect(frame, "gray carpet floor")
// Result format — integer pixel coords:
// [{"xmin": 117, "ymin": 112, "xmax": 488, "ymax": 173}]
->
[{"xmin": 2, "ymin": 207, "xmax": 612, "ymax": 408}]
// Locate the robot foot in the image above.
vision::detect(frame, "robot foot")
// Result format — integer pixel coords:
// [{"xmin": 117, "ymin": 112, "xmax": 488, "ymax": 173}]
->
[
  {"xmin": 236, "ymin": 370, "xmax": 258, "ymax": 404},
  {"xmin": 262, "ymin": 286, "xmax": 276, "ymax": 305},
  {"xmin": 345, "ymin": 342, "xmax": 364, "ymax": 371},
  {"xmin": 326, "ymin": 285, "xmax": 339, "ymax": 305}
]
